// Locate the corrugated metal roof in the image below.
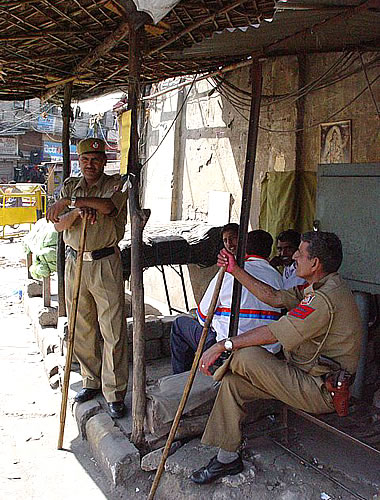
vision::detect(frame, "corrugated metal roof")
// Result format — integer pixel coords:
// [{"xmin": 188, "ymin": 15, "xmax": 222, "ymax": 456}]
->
[{"xmin": 173, "ymin": 4, "xmax": 380, "ymax": 59}]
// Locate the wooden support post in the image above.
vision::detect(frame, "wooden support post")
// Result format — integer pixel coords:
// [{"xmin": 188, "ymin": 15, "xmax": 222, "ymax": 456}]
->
[
  {"xmin": 128, "ymin": 24, "xmax": 150, "ymax": 447},
  {"xmin": 43, "ymin": 276, "xmax": 51, "ymax": 308},
  {"xmin": 57, "ymin": 81, "xmax": 73, "ymax": 317},
  {"xmin": 228, "ymin": 60, "xmax": 263, "ymax": 338}
]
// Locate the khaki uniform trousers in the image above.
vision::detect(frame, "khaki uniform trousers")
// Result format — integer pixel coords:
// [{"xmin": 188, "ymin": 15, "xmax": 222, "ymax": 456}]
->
[
  {"xmin": 202, "ymin": 346, "xmax": 334, "ymax": 452},
  {"xmin": 65, "ymin": 251, "xmax": 128, "ymax": 402}
]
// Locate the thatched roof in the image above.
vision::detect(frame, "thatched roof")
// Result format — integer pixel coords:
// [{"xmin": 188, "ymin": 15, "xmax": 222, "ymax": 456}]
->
[{"xmin": 0, "ymin": 0, "xmax": 378, "ymax": 102}]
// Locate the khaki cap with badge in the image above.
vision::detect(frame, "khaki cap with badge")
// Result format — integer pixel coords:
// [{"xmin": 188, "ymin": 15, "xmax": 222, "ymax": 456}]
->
[{"xmin": 77, "ymin": 138, "xmax": 106, "ymax": 155}]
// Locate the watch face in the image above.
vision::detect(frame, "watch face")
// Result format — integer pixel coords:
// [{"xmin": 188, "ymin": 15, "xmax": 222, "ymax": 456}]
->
[{"xmin": 224, "ymin": 339, "xmax": 233, "ymax": 351}]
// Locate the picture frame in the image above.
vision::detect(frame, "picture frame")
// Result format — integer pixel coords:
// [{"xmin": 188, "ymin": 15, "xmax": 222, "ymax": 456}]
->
[{"xmin": 319, "ymin": 120, "xmax": 351, "ymax": 164}]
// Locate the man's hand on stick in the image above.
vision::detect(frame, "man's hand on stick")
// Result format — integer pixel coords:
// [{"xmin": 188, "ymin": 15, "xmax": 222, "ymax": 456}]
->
[
  {"xmin": 78, "ymin": 207, "xmax": 97, "ymax": 225},
  {"xmin": 199, "ymin": 342, "xmax": 225, "ymax": 376},
  {"xmin": 217, "ymin": 248, "xmax": 237, "ymax": 274}
]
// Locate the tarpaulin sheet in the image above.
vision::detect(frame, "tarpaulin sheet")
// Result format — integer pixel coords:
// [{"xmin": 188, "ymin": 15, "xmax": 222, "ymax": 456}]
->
[
  {"xmin": 259, "ymin": 170, "xmax": 316, "ymax": 252},
  {"xmin": 119, "ymin": 222, "xmax": 225, "ymax": 280}
]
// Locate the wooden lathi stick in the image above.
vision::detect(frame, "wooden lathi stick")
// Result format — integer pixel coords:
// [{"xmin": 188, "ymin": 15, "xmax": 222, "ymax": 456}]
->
[
  {"xmin": 58, "ymin": 218, "xmax": 87, "ymax": 450},
  {"xmin": 148, "ymin": 266, "xmax": 226, "ymax": 499}
]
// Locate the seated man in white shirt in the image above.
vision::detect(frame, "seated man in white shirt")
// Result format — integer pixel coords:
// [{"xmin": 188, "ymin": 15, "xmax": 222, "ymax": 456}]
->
[
  {"xmin": 271, "ymin": 229, "xmax": 306, "ymax": 289},
  {"xmin": 170, "ymin": 229, "xmax": 283, "ymax": 374}
]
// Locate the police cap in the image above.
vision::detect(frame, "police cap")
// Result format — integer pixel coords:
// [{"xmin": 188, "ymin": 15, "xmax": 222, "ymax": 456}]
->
[{"xmin": 77, "ymin": 138, "xmax": 106, "ymax": 155}]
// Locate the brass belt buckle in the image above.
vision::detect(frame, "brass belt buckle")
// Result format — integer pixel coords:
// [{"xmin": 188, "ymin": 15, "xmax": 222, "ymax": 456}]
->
[{"xmin": 83, "ymin": 251, "xmax": 93, "ymax": 262}]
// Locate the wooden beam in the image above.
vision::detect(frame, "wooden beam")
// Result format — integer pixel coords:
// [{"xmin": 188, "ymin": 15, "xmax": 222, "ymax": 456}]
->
[
  {"xmin": 41, "ymin": 21, "xmax": 130, "ymax": 102},
  {"xmin": 44, "ymin": 73, "xmax": 94, "ymax": 89},
  {"xmin": 228, "ymin": 60, "xmax": 263, "ymax": 338},
  {"xmin": 0, "ymin": 29, "xmax": 112, "ymax": 41},
  {"xmin": 128, "ymin": 23, "xmax": 150, "ymax": 448},
  {"xmin": 294, "ymin": 54, "xmax": 306, "ymax": 231}
]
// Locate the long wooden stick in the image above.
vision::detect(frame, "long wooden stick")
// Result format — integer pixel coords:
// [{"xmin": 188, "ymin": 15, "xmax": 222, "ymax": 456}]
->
[
  {"xmin": 148, "ymin": 267, "xmax": 226, "ymax": 500},
  {"xmin": 58, "ymin": 219, "xmax": 88, "ymax": 450}
]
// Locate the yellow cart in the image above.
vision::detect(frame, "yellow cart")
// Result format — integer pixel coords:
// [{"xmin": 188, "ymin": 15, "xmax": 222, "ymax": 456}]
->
[{"xmin": 0, "ymin": 184, "xmax": 47, "ymax": 240}]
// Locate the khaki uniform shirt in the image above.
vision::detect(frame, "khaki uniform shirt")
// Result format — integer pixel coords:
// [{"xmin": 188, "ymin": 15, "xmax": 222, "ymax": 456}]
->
[
  {"xmin": 268, "ymin": 273, "xmax": 363, "ymax": 377},
  {"xmin": 60, "ymin": 173, "xmax": 127, "ymax": 251}
]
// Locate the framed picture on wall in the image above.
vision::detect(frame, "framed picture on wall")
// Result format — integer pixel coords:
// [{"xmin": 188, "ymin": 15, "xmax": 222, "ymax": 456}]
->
[{"xmin": 319, "ymin": 120, "xmax": 351, "ymax": 164}]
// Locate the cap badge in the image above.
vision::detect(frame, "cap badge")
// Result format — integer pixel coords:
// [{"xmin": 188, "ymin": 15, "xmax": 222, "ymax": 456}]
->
[{"xmin": 92, "ymin": 141, "xmax": 99, "ymax": 149}]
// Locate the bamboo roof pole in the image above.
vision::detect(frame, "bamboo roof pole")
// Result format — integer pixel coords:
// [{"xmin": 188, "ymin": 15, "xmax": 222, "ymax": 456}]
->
[
  {"xmin": 127, "ymin": 23, "xmax": 150, "ymax": 447},
  {"xmin": 57, "ymin": 81, "xmax": 73, "ymax": 317},
  {"xmin": 227, "ymin": 59, "xmax": 263, "ymax": 338},
  {"xmin": 41, "ymin": 21, "xmax": 130, "ymax": 102}
]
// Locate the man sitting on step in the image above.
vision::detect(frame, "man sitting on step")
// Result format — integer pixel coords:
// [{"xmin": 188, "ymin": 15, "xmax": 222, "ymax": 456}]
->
[{"xmin": 170, "ymin": 229, "xmax": 284, "ymax": 374}]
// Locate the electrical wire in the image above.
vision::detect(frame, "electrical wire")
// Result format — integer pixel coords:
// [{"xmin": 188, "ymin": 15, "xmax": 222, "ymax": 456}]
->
[
  {"xmin": 98, "ymin": 120, "xmax": 118, "ymax": 150},
  {"xmin": 0, "ymin": 104, "xmax": 55, "ymax": 134},
  {"xmin": 358, "ymin": 51, "xmax": 380, "ymax": 119},
  {"xmin": 209, "ymin": 60, "xmax": 380, "ymax": 133},
  {"xmin": 140, "ymin": 74, "xmax": 198, "ymax": 168}
]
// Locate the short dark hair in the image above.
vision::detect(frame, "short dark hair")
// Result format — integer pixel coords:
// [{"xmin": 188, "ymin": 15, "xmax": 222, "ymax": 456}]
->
[
  {"xmin": 301, "ymin": 231, "xmax": 343, "ymax": 273},
  {"xmin": 277, "ymin": 229, "xmax": 301, "ymax": 249},
  {"xmin": 221, "ymin": 223, "xmax": 239, "ymax": 237},
  {"xmin": 246, "ymin": 230, "xmax": 273, "ymax": 258}
]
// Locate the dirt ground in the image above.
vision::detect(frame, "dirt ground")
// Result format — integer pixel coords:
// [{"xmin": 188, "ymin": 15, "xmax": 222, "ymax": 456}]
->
[
  {"xmin": 1, "ymin": 233, "xmax": 379, "ymax": 500},
  {"xmin": 0, "ymin": 235, "xmax": 122, "ymax": 500}
]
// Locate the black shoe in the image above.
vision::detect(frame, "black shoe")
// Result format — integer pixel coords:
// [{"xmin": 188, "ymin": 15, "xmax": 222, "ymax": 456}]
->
[
  {"xmin": 107, "ymin": 401, "xmax": 126, "ymax": 419},
  {"xmin": 190, "ymin": 455, "xmax": 243, "ymax": 484},
  {"xmin": 74, "ymin": 388, "xmax": 100, "ymax": 404}
]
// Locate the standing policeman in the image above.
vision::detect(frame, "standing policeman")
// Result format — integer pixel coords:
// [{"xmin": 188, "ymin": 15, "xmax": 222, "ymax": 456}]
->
[{"xmin": 47, "ymin": 138, "xmax": 128, "ymax": 418}]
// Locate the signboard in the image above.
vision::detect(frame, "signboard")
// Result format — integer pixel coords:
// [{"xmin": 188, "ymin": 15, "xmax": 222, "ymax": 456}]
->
[
  {"xmin": 37, "ymin": 116, "xmax": 55, "ymax": 132},
  {"xmin": 0, "ymin": 137, "xmax": 17, "ymax": 156},
  {"xmin": 43, "ymin": 141, "xmax": 62, "ymax": 161}
]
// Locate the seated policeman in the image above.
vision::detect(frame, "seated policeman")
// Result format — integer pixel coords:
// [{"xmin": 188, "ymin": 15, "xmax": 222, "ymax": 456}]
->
[
  {"xmin": 190, "ymin": 231, "xmax": 363, "ymax": 484},
  {"xmin": 170, "ymin": 229, "xmax": 283, "ymax": 374}
]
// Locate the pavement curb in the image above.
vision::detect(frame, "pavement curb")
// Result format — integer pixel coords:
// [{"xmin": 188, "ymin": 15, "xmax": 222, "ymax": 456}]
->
[{"xmin": 85, "ymin": 412, "xmax": 140, "ymax": 487}]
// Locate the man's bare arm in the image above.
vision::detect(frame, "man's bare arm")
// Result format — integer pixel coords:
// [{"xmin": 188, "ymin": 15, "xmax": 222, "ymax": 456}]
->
[
  {"xmin": 75, "ymin": 197, "xmax": 115, "ymax": 215},
  {"xmin": 47, "ymin": 197, "xmax": 115, "ymax": 224},
  {"xmin": 54, "ymin": 209, "xmax": 81, "ymax": 232},
  {"xmin": 218, "ymin": 249, "xmax": 284, "ymax": 308}
]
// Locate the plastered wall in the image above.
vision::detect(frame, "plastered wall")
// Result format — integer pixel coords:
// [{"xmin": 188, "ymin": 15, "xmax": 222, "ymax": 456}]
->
[{"xmin": 141, "ymin": 52, "xmax": 379, "ymax": 309}]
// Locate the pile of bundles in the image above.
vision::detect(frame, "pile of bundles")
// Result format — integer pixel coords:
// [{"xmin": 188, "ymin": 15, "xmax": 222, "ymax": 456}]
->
[{"xmin": 23, "ymin": 218, "xmax": 57, "ymax": 279}]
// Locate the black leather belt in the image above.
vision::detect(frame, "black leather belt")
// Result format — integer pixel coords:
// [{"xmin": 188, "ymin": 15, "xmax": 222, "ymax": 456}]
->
[{"xmin": 66, "ymin": 245, "xmax": 115, "ymax": 261}]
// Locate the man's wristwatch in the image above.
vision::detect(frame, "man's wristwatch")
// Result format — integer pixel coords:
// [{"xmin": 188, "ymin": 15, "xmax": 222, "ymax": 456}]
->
[
  {"xmin": 224, "ymin": 338, "xmax": 234, "ymax": 351},
  {"xmin": 68, "ymin": 196, "xmax": 76, "ymax": 209}
]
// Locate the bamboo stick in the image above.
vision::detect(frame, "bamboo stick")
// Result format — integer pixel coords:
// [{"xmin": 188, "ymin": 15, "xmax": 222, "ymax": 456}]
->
[
  {"xmin": 57, "ymin": 219, "xmax": 87, "ymax": 450},
  {"xmin": 148, "ymin": 267, "xmax": 226, "ymax": 500}
]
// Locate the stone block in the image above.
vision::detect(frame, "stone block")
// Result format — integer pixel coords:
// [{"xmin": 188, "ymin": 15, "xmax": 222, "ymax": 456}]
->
[
  {"xmin": 141, "ymin": 441, "xmax": 182, "ymax": 471},
  {"xmin": 49, "ymin": 374, "xmax": 60, "ymax": 390},
  {"xmin": 161, "ymin": 337, "xmax": 171, "ymax": 357},
  {"xmin": 86, "ymin": 413, "xmax": 140, "ymax": 486},
  {"xmin": 38, "ymin": 306, "xmax": 58, "ymax": 327},
  {"xmin": 41, "ymin": 330, "xmax": 60, "ymax": 356},
  {"xmin": 26, "ymin": 279, "xmax": 42, "ymax": 297},
  {"xmin": 161, "ymin": 315, "xmax": 175, "ymax": 339},
  {"xmin": 126, "ymin": 317, "xmax": 134, "ymax": 343},
  {"xmin": 74, "ymin": 400, "xmax": 103, "ymax": 439},
  {"xmin": 43, "ymin": 352, "xmax": 59, "ymax": 379},
  {"xmin": 145, "ymin": 317, "xmax": 163, "ymax": 340},
  {"xmin": 145, "ymin": 339, "xmax": 162, "ymax": 360},
  {"xmin": 124, "ymin": 293, "xmax": 132, "ymax": 317}
]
